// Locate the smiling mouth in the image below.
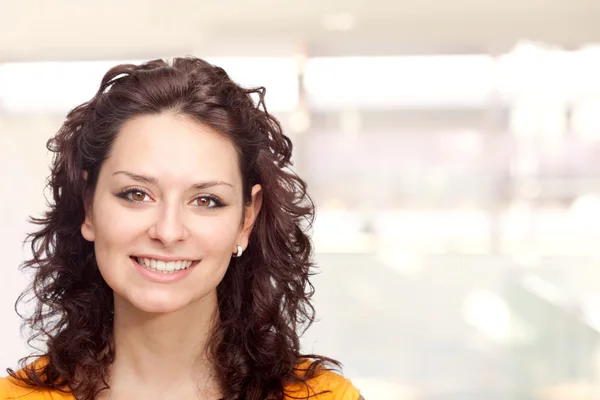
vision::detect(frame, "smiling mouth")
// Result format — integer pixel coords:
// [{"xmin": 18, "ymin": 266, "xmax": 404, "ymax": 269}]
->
[{"xmin": 132, "ymin": 256, "xmax": 198, "ymax": 274}]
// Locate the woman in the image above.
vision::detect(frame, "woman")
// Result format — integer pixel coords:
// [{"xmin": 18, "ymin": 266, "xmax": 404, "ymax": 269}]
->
[{"xmin": 0, "ymin": 57, "xmax": 363, "ymax": 400}]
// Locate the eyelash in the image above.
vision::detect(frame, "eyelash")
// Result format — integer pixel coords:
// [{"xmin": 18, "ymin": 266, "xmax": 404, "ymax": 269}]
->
[{"xmin": 116, "ymin": 187, "xmax": 226, "ymax": 209}]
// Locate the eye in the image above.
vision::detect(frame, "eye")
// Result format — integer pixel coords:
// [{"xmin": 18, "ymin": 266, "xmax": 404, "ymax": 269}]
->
[
  {"xmin": 193, "ymin": 195, "xmax": 224, "ymax": 208},
  {"xmin": 130, "ymin": 190, "xmax": 147, "ymax": 202},
  {"xmin": 117, "ymin": 188, "xmax": 151, "ymax": 203}
]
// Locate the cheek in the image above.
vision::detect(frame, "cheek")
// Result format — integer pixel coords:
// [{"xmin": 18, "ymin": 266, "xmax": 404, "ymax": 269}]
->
[
  {"xmin": 91, "ymin": 195, "xmax": 146, "ymax": 257},
  {"xmin": 93, "ymin": 207, "xmax": 143, "ymax": 244},
  {"xmin": 191, "ymin": 214, "xmax": 241, "ymax": 253}
]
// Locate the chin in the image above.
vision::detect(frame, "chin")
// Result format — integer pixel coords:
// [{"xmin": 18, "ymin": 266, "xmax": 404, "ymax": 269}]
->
[
  {"xmin": 126, "ymin": 291, "xmax": 194, "ymax": 314},
  {"xmin": 134, "ymin": 301, "xmax": 188, "ymax": 314}
]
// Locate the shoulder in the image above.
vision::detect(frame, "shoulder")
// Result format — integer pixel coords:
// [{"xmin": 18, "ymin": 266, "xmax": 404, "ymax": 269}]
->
[
  {"xmin": 284, "ymin": 360, "xmax": 361, "ymax": 400},
  {"xmin": 0, "ymin": 376, "xmax": 48, "ymax": 399},
  {"xmin": 0, "ymin": 359, "xmax": 73, "ymax": 400}
]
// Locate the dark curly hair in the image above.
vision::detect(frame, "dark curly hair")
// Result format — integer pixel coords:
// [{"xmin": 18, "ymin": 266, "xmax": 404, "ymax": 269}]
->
[{"xmin": 8, "ymin": 57, "xmax": 339, "ymax": 399}]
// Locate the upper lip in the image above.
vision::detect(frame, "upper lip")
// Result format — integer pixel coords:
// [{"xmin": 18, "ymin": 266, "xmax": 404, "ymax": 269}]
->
[{"xmin": 133, "ymin": 255, "xmax": 196, "ymax": 262}]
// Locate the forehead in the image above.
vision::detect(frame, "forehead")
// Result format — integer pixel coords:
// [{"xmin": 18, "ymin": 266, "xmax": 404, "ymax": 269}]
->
[{"xmin": 104, "ymin": 113, "xmax": 241, "ymax": 185}]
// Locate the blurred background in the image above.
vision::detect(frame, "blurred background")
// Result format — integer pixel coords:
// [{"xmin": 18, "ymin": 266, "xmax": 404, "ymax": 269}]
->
[{"xmin": 3, "ymin": 0, "xmax": 600, "ymax": 399}]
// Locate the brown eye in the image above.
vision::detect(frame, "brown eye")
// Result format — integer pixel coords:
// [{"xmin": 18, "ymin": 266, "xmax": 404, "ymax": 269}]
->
[
  {"xmin": 131, "ymin": 191, "xmax": 146, "ymax": 202},
  {"xmin": 193, "ymin": 195, "xmax": 224, "ymax": 209},
  {"xmin": 196, "ymin": 197, "xmax": 212, "ymax": 207},
  {"xmin": 117, "ymin": 188, "xmax": 151, "ymax": 203}
]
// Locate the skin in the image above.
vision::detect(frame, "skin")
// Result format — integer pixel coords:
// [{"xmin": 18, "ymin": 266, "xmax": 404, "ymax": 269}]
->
[{"xmin": 81, "ymin": 113, "xmax": 262, "ymax": 399}]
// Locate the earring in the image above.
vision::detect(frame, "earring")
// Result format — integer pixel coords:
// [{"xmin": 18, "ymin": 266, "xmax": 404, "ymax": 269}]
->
[{"xmin": 233, "ymin": 245, "xmax": 243, "ymax": 258}]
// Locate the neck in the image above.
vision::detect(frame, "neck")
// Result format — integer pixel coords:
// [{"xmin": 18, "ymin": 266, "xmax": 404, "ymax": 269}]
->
[{"xmin": 109, "ymin": 291, "xmax": 220, "ymax": 393}]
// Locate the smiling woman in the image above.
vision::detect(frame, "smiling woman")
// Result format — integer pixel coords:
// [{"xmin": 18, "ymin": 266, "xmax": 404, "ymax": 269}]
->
[{"xmin": 0, "ymin": 58, "xmax": 362, "ymax": 400}]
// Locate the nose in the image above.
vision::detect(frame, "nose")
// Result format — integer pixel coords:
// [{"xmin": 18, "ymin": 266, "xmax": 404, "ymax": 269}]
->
[{"xmin": 148, "ymin": 202, "xmax": 188, "ymax": 246}]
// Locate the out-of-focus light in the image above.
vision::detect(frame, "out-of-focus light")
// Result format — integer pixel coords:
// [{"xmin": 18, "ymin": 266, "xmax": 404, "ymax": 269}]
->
[
  {"xmin": 311, "ymin": 210, "xmax": 372, "ymax": 254},
  {"xmin": 535, "ymin": 382, "xmax": 600, "ymax": 400},
  {"xmin": 288, "ymin": 108, "xmax": 311, "ymax": 133},
  {"xmin": 0, "ymin": 60, "xmax": 142, "ymax": 114},
  {"xmin": 304, "ymin": 55, "xmax": 495, "ymax": 109},
  {"xmin": 462, "ymin": 289, "xmax": 512, "ymax": 344},
  {"xmin": 451, "ymin": 129, "xmax": 482, "ymax": 154},
  {"xmin": 497, "ymin": 41, "xmax": 570, "ymax": 100},
  {"xmin": 321, "ymin": 13, "xmax": 355, "ymax": 31},
  {"xmin": 509, "ymin": 97, "xmax": 538, "ymax": 138},
  {"xmin": 518, "ymin": 179, "xmax": 542, "ymax": 199},
  {"xmin": 205, "ymin": 57, "xmax": 298, "ymax": 112},
  {"xmin": 338, "ymin": 109, "xmax": 361, "ymax": 135},
  {"xmin": 347, "ymin": 278, "xmax": 384, "ymax": 305},
  {"xmin": 572, "ymin": 97, "xmax": 600, "ymax": 142},
  {"xmin": 568, "ymin": 45, "xmax": 600, "ymax": 97},
  {"xmin": 498, "ymin": 42, "xmax": 600, "ymax": 103},
  {"xmin": 377, "ymin": 247, "xmax": 422, "ymax": 276},
  {"xmin": 569, "ymin": 195, "xmax": 600, "ymax": 225},
  {"xmin": 509, "ymin": 96, "xmax": 566, "ymax": 140},
  {"xmin": 521, "ymin": 273, "xmax": 566, "ymax": 305},
  {"xmin": 513, "ymin": 251, "xmax": 541, "ymax": 268},
  {"xmin": 0, "ymin": 57, "xmax": 298, "ymax": 114}
]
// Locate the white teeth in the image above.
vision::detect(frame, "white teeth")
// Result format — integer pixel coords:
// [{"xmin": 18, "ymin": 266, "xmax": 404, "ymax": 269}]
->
[{"xmin": 136, "ymin": 257, "xmax": 194, "ymax": 273}]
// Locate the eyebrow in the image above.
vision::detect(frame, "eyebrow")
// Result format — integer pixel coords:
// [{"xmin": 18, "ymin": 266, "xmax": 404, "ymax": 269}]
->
[{"xmin": 112, "ymin": 170, "xmax": 234, "ymax": 189}]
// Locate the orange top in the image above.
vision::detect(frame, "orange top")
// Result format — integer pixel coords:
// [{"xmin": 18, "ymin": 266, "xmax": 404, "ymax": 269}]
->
[{"xmin": 0, "ymin": 359, "xmax": 360, "ymax": 400}]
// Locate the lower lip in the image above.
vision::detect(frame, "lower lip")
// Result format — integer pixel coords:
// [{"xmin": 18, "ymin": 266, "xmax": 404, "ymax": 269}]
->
[{"xmin": 131, "ymin": 257, "xmax": 197, "ymax": 283}]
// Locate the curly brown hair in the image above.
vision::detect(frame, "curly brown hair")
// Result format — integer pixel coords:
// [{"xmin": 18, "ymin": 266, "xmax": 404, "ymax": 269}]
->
[{"xmin": 8, "ymin": 57, "xmax": 339, "ymax": 399}]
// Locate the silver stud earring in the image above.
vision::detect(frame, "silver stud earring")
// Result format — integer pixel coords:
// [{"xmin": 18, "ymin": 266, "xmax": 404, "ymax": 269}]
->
[{"xmin": 233, "ymin": 245, "xmax": 243, "ymax": 258}]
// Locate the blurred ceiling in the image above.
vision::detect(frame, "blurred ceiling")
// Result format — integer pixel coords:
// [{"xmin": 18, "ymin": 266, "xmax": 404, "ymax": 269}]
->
[{"xmin": 1, "ymin": 0, "xmax": 600, "ymax": 61}]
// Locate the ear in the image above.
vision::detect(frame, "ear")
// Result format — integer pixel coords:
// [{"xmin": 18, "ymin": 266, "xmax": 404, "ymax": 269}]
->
[
  {"xmin": 235, "ymin": 184, "xmax": 263, "ymax": 252},
  {"xmin": 80, "ymin": 170, "xmax": 96, "ymax": 242}
]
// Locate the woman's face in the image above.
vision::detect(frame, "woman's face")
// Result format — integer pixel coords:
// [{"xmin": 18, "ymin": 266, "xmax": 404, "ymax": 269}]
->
[{"xmin": 81, "ymin": 113, "xmax": 262, "ymax": 314}]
